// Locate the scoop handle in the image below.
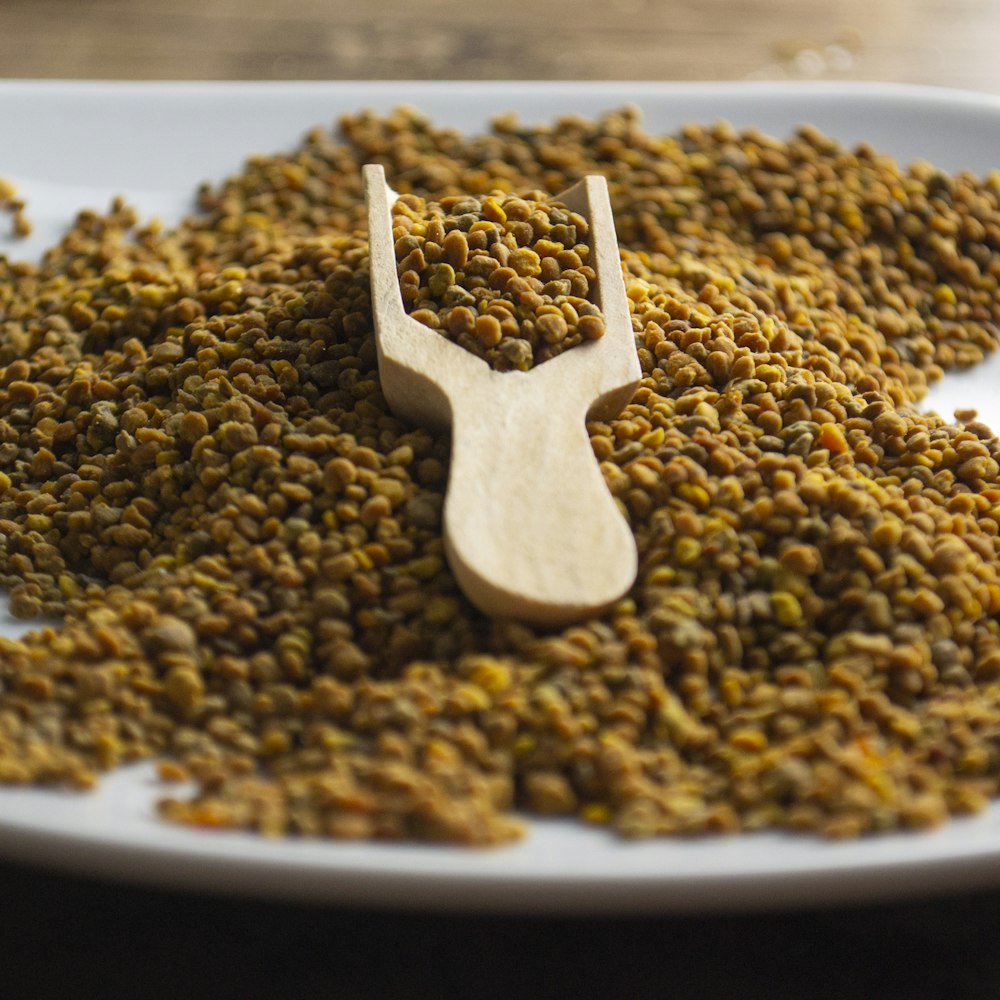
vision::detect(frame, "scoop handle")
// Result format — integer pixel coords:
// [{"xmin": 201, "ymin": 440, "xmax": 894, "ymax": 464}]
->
[{"xmin": 442, "ymin": 370, "xmax": 637, "ymax": 626}]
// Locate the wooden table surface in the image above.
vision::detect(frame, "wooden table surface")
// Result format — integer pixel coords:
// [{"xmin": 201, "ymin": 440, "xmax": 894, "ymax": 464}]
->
[
  {"xmin": 3, "ymin": 2, "xmax": 1000, "ymax": 999},
  {"xmin": 2, "ymin": 0, "xmax": 1000, "ymax": 93}
]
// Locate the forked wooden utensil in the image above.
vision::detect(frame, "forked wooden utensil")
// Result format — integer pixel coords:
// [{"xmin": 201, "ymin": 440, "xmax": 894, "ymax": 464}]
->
[{"xmin": 364, "ymin": 163, "xmax": 641, "ymax": 626}]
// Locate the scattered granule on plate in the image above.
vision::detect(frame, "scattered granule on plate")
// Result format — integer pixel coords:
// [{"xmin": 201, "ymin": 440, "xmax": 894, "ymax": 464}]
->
[{"xmin": 0, "ymin": 178, "xmax": 31, "ymax": 238}]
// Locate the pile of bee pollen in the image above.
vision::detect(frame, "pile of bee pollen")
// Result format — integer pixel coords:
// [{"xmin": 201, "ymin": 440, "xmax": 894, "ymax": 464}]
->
[
  {"xmin": 392, "ymin": 191, "xmax": 605, "ymax": 371},
  {"xmin": 0, "ymin": 107, "xmax": 999, "ymax": 844}
]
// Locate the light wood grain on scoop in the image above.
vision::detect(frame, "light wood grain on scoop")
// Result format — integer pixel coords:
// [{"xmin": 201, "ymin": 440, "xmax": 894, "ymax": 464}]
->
[{"xmin": 364, "ymin": 163, "xmax": 640, "ymax": 626}]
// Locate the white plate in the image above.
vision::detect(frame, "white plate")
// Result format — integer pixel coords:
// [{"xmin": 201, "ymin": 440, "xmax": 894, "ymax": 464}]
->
[{"xmin": 2, "ymin": 80, "xmax": 1000, "ymax": 915}]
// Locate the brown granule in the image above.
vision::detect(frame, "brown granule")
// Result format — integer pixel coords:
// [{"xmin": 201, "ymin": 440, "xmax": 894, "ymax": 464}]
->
[{"xmin": 0, "ymin": 107, "xmax": 999, "ymax": 843}]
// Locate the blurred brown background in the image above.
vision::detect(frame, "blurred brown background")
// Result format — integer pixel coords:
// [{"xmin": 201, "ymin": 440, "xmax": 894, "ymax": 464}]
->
[{"xmin": 1, "ymin": 0, "xmax": 999, "ymax": 92}]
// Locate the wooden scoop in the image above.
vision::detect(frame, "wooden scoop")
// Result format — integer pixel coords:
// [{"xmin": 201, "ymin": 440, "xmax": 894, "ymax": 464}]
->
[{"xmin": 364, "ymin": 163, "xmax": 640, "ymax": 627}]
